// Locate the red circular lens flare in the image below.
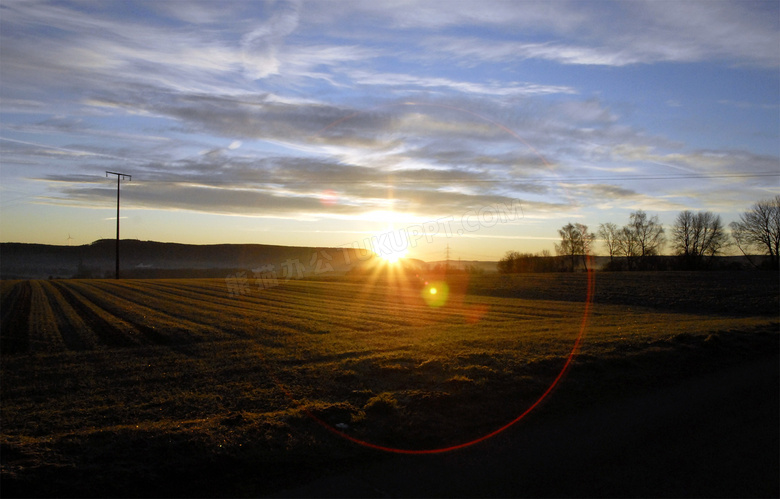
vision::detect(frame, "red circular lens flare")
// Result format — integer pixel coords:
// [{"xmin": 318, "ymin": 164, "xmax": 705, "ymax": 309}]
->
[
  {"xmin": 284, "ymin": 263, "xmax": 595, "ymax": 454},
  {"xmin": 269, "ymin": 103, "xmax": 594, "ymax": 454}
]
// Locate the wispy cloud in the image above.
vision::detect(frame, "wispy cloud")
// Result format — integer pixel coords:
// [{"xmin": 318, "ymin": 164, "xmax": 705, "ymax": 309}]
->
[
  {"xmin": 417, "ymin": 2, "xmax": 779, "ymax": 67},
  {"xmin": 241, "ymin": 0, "xmax": 301, "ymax": 79},
  {"xmin": 612, "ymin": 146, "xmax": 780, "ymax": 175},
  {"xmin": 423, "ymin": 38, "xmax": 644, "ymax": 67},
  {"xmin": 348, "ymin": 71, "xmax": 577, "ymax": 97}
]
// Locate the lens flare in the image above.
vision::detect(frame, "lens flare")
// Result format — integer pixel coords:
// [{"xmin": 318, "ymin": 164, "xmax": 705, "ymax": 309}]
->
[
  {"xmin": 279, "ymin": 102, "xmax": 595, "ymax": 456},
  {"xmin": 422, "ymin": 281, "xmax": 449, "ymax": 307},
  {"xmin": 319, "ymin": 189, "xmax": 338, "ymax": 206}
]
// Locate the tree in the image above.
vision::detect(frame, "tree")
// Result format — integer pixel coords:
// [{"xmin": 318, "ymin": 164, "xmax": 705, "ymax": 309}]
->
[
  {"xmin": 730, "ymin": 195, "xmax": 780, "ymax": 270},
  {"xmin": 555, "ymin": 223, "xmax": 595, "ymax": 271},
  {"xmin": 497, "ymin": 250, "xmax": 559, "ymax": 273},
  {"xmin": 597, "ymin": 222, "xmax": 620, "ymax": 263},
  {"xmin": 672, "ymin": 210, "xmax": 727, "ymax": 269},
  {"xmin": 613, "ymin": 225, "xmax": 640, "ymax": 269},
  {"xmin": 497, "ymin": 251, "xmax": 520, "ymax": 274},
  {"xmin": 608, "ymin": 211, "xmax": 665, "ymax": 270},
  {"xmin": 629, "ymin": 210, "xmax": 665, "ymax": 260}
]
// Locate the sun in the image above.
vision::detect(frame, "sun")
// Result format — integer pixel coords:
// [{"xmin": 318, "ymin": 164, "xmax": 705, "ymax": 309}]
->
[
  {"xmin": 367, "ymin": 213, "xmax": 412, "ymax": 265},
  {"xmin": 380, "ymin": 247, "xmax": 407, "ymax": 264}
]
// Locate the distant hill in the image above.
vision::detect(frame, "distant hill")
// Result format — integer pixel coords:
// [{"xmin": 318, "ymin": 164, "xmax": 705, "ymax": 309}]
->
[
  {"xmin": 0, "ymin": 240, "xmax": 379, "ymax": 279},
  {"xmin": 1, "ymin": 240, "xmax": 768, "ymax": 280}
]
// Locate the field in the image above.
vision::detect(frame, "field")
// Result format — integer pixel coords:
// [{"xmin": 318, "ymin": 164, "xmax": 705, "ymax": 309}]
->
[{"xmin": 1, "ymin": 271, "xmax": 778, "ymax": 497}]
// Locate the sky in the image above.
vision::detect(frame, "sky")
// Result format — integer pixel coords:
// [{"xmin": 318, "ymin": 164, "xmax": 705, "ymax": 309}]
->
[{"xmin": 1, "ymin": 0, "xmax": 778, "ymax": 262}]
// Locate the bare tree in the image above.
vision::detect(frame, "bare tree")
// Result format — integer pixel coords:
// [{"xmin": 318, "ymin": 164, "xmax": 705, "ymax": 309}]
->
[
  {"xmin": 616, "ymin": 225, "xmax": 639, "ymax": 269},
  {"xmin": 730, "ymin": 195, "xmax": 780, "ymax": 270},
  {"xmin": 555, "ymin": 223, "xmax": 595, "ymax": 271},
  {"xmin": 630, "ymin": 210, "xmax": 665, "ymax": 258},
  {"xmin": 598, "ymin": 222, "xmax": 620, "ymax": 263},
  {"xmin": 610, "ymin": 211, "xmax": 664, "ymax": 270},
  {"xmin": 672, "ymin": 210, "xmax": 727, "ymax": 269}
]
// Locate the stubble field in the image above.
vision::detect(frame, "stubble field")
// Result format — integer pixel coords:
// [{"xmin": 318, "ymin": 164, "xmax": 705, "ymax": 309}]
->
[{"xmin": 1, "ymin": 271, "xmax": 778, "ymax": 497}]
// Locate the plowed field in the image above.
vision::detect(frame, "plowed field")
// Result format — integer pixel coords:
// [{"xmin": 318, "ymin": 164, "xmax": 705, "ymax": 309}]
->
[{"xmin": 1, "ymin": 273, "xmax": 777, "ymax": 497}]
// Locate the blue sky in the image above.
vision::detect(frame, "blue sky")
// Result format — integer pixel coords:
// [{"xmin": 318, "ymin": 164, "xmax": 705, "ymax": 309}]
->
[{"xmin": 1, "ymin": 0, "xmax": 778, "ymax": 261}]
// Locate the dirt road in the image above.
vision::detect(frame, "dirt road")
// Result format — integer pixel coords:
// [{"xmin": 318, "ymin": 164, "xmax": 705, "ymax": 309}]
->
[{"xmin": 274, "ymin": 355, "xmax": 779, "ymax": 497}]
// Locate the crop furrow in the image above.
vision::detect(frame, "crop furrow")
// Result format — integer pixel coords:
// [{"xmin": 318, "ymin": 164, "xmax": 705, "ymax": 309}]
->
[
  {"xmin": 51, "ymin": 281, "xmax": 138, "ymax": 348},
  {"xmin": 133, "ymin": 281, "xmax": 328, "ymax": 333},
  {"xmin": 157, "ymin": 279, "xmax": 569, "ymax": 336},
  {"xmin": 0, "ymin": 282, "xmax": 16, "ymax": 328},
  {"xmin": 248, "ymin": 283, "xmax": 487, "ymax": 333},
  {"xmin": 27, "ymin": 281, "xmax": 65, "ymax": 353},
  {"xmin": 151, "ymin": 279, "xmax": 247, "ymax": 301},
  {"xmin": 97, "ymin": 281, "xmax": 275, "ymax": 337},
  {"xmin": 237, "ymin": 282, "xmax": 439, "ymax": 326},
  {"xmin": 142, "ymin": 280, "xmax": 273, "ymax": 315},
  {"xmin": 67, "ymin": 281, "xmax": 210, "ymax": 345},
  {"xmin": 81, "ymin": 280, "xmax": 224, "ymax": 343},
  {"xmin": 0, "ymin": 281, "xmax": 31, "ymax": 354},
  {"xmin": 149, "ymin": 280, "xmax": 410, "ymax": 336},
  {"xmin": 284, "ymin": 281, "xmax": 502, "ymax": 320},
  {"xmin": 40, "ymin": 281, "xmax": 98, "ymax": 351},
  {"xmin": 0, "ymin": 279, "xmax": 19, "ymax": 305},
  {"xmin": 160, "ymin": 278, "xmax": 351, "ymax": 311},
  {"xmin": 267, "ymin": 284, "xmax": 423, "ymax": 315}
]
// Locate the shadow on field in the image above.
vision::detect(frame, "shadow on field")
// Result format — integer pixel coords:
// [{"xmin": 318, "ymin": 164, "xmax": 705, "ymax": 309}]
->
[
  {"xmin": 2, "ymin": 328, "xmax": 778, "ymax": 498},
  {"xmin": 274, "ymin": 354, "xmax": 779, "ymax": 498}
]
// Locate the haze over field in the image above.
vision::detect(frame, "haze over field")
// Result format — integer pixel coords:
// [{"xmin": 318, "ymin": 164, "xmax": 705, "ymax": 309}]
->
[{"xmin": 1, "ymin": 0, "xmax": 778, "ymax": 261}]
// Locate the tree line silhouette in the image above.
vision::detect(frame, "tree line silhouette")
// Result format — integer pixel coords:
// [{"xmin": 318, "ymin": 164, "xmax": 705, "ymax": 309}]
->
[{"xmin": 499, "ymin": 195, "xmax": 780, "ymax": 272}]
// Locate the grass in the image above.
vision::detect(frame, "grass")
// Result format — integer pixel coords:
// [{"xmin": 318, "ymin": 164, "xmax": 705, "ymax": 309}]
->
[{"xmin": 1, "ymin": 271, "xmax": 778, "ymax": 496}]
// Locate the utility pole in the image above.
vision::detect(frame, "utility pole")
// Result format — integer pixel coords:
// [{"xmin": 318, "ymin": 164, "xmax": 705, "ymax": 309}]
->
[{"xmin": 106, "ymin": 171, "xmax": 131, "ymax": 279}]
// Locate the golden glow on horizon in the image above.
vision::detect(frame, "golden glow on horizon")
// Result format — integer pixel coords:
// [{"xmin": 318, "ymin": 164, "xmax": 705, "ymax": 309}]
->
[{"xmin": 379, "ymin": 247, "xmax": 407, "ymax": 264}]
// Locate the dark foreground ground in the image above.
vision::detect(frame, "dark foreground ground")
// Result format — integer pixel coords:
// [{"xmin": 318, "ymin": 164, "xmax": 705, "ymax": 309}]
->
[
  {"xmin": 5, "ymin": 351, "xmax": 777, "ymax": 498},
  {"xmin": 275, "ymin": 355, "xmax": 779, "ymax": 498},
  {"xmin": 1, "ymin": 273, "xmax": 777, "ymax": 498}
]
